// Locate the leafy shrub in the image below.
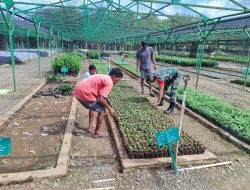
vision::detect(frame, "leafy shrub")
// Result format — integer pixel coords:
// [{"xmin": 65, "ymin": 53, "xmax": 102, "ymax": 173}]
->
[
  {"xmin": 45, "ymin": 73, "xmax": 62, "ymax": 83},
  {"xmin": 86, "ymin": 50, "xmax": 100, "ymax": 59},
  {"xmin": 59, "ymin": 83, "xmax": 73, "ymax": 94},
  {"xmin": 52, "ymin": 52, "xmax": 82, "ymax": 74}
]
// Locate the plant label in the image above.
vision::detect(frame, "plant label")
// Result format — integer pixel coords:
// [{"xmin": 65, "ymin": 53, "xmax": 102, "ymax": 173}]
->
[
  {"xmin": 155, "ymin": 127, "xmax": 180, "ymax": 173},
  {"xmin": 0, "ymin": 137, "xmax": 12, "ymax": 156},
  {"xmin": 155, "ymin": 127, "xmax": 180, "ymax": 146},
  {"xmin": 242, "ymin": 68, "xmax": 248, "ymax": 77},
  {"xmin": 61, "ymin": 66, "xmax": 69, "ymax": 73}
]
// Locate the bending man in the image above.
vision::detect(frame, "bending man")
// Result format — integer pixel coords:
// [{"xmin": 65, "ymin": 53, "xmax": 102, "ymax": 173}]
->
[
  {"xmin": 73, "ymin": 68, "xmax": 123, "ymax": 137},
  {"xmin": 151, "ymin": 67, "xmax": 181, "ymax": 114}
]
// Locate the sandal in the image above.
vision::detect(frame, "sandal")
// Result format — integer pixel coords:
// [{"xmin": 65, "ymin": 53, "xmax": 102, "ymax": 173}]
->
[
  {"xmin": 150, "ymin": 93, "xmax": 155, "ymax": 97},
  {"xmin": 92, "ymin": 131, "xmax": 109, "ymax": 138},
  {"xmin": 88, "ymin": 125, "xmax": 95, "ymax": 133}
]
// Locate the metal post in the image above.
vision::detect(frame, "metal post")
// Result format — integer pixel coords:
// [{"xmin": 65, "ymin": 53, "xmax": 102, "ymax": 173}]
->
[
  {"xmin": 171, "ymin": 43, "xmax": 175, "ymax": 65},
  {"xmin": 163, "ymin": 43, "xmax": 167, "ymax": 66},
  {"xmin": 174, "ymin": 75, "xmax": 190, "ymax": 163},
  {"xmin": 61, "ymin": 38, "xmax": 64, "ymax": 53},
  {"xmin": 98, "ymin": 43, "xmax": 101, "ymax": 64},
  {"xmin": 57, "ymin": 33, "xmax": 60, "ymax": 56},
  {"xmin": 241, "ymin": 43, "xmax": 247, "ymax": 71},
  {"xmin": 26, "ymin": 30, "xmax": 30, "ymax": 61},
  {"xmin": 34, "ymin": 18, "xmax": 41, "ymax": 76},
  {"xmin": 9, "ymin": 27, "xmax": 16, "ymax": 91},
  {"xmin": 49, "ymin": 28, "xmax": 53, "ymax": 66},
  {"xmin": 244, "ymin": 50, "xmax": 250, "ymax": 89},
  {"xmin": 1, "ymin": 5, "xmax": 17, "ymax": 91},
  {"xmin": 195, "ymin": 40, "xmax": 205, "ymax": 89},
  {"xmin": 243, "ymin": 28, "xmax": 250, "ymax": 89}
]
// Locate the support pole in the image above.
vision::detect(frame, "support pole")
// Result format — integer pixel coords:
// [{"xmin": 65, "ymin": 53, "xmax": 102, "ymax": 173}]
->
[
  {"xmin": 171, "ymin": 42, "xmax": 176, "ymax": 65},
  {"xmin": 9, "ymin": 26, "xmax": 16, "ymax": 92},
  {"xmin": 1, "ymin": 5, "xmax": 17, "ymax": 91},
  {"xmin": 244, "ymin": 47, "xmax": 250, "ymax": 89},
  {"xmin": 61, "ymin": 37, "xmax": 64, "ymax": 53},
  {"xmin": 26, "ymin": 30, "xmax": 30, "ymax": 61},
  {"xmin": 57, "ymin": 33, "xmax": 60, "ymax": 56},
  {"xmin": 5, "ymin": 34, "xmax": 9, "ymax": 50},
  {"xmin": 195, "ymin": 40, "xmax": 205, "ymax": 89},
  {"xmin": 243, "ymin": 28, "xmax": 250, "ymax": 89},
  {"xmin": 34, "ymin": 18, "xmax": 41, "ymax": 76},
  {"xmin": 174, "ymin": 75, "xmax": 190, "ymax": 161},
  {"xmin": 241, "ymin": 43, "xmax": 247, "ymax": 72},
  {"xmin": 49, "ymin": 28, "xmax": 53, "ymax": 67}
]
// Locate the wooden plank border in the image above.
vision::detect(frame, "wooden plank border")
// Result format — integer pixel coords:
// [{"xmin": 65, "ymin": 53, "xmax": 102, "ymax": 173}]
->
[{"xmin": 105, "ymin": 113, "xmax": 217, "ymax": 173}]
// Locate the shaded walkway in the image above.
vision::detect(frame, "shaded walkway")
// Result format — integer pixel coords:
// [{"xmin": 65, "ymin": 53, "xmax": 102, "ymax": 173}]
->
[{"xmin": 0, "ymin": 56, "xmax": 55, "ymax": 117}]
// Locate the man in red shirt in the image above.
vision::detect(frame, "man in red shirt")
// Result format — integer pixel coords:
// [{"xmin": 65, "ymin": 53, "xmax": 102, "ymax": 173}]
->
[{"xmin": 73, "ymin": 68, "xmax": 123, "ymax": 138}]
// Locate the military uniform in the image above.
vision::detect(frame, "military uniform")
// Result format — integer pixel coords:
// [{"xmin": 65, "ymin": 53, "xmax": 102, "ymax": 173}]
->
[{"xmin": 154, "ymin": 67, "xmax": 181, "ymax": 114}]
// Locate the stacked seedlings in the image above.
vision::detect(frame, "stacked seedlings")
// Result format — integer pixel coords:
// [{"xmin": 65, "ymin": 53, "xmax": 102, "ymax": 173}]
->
[{"xmin": 108, "ymin": 81, "xmax": 205, "ymax": 159}]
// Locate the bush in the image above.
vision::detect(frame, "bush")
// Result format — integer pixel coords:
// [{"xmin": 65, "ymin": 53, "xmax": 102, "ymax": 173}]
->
[
  {"xmin": 45, "ymin": 73, "xmax": 62, "ymax": 83},
  {"xmin": 59, "ymin": 83, "xmax": 73, "ymax": 94},
  {"xmin": 86, "ymin": 50, "xmax": 100, "ymax": 59},
  {"xmin": 52, "ymin": 52, "xmax": 82, "ymax": 74}
]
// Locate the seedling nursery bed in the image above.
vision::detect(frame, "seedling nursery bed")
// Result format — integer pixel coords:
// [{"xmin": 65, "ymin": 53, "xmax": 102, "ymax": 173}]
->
[
  {"xmin": 107, "ymin": 81, "xmax": 205, "ymax": 159},
  {"xmin": 0, "ymin": 80, "xmax": 76, "ymax": 174}
]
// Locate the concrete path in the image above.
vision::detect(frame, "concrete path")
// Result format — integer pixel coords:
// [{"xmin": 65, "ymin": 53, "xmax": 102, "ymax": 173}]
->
[{"xmin": 0, "ymin": 55, "xmax": 55, "ymax": 117}]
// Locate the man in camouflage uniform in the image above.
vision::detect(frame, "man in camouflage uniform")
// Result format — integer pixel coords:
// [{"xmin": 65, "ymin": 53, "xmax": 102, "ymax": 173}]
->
[{"xmin": 151, "ymin": 67, "xmax": 181, "ymax": 114}]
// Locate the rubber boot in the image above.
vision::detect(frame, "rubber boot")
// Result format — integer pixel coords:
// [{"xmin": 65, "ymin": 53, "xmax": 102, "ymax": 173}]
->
[
  {"xmin": 164, "ymin": 102, "xmax": 175, "ymax": 114},
  {"xmin": 158, "ymin": 98, "xmax": 164, "ymax": 106}
]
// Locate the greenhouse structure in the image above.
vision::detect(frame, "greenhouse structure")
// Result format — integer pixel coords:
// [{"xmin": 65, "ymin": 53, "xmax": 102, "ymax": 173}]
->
[{"xmin": 0, "ymin": 0, "xmax": 250, "ymax": 189}]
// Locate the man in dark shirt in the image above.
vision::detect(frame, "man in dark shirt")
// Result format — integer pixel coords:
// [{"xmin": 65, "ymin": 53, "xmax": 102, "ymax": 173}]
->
[{"xmin": 136, "ymin": 41, "xmax": 156, "ymax": 96}]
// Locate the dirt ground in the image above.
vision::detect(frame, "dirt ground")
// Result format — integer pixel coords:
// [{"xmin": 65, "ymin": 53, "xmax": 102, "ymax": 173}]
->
[
  {"xmin": 1, "ymin": 60, "xmax": 249, "ymax": 190},
  {"xmin": 0, "ymin": 83, "xmax": 73, "ymax": 173}
]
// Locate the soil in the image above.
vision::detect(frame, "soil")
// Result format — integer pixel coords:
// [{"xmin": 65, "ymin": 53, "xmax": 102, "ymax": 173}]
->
[{"xmin": 0, "ymin": 83, "xmax": 73, "ymax": 173}]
